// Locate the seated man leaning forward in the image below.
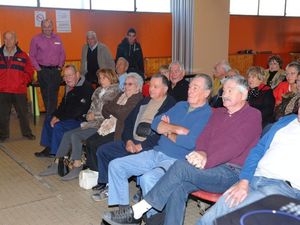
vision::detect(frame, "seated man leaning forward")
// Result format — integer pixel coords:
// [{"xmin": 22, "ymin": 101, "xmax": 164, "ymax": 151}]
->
[
  {"xmin": 91, "ymin": 74, "xmax": 176, "ymax": 200},
  {"xmin": 102, "ymin": 75, "xmax": 262, "ymax": 225},
  {"xmin": 103, "ymin": 74, "xmax": 213, "ymax": 221},
  {"xmin": 197, "ymin": 102, "xmax": 300, "ymax": 225},
  {"xmin": 35, "ymin": 65, "xmax": 94, "ymax": 157}
]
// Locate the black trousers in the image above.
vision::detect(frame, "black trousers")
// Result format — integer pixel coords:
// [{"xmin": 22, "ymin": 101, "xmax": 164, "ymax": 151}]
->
[
  {"xmin": 85, "ymin": 132, "xmax": 115, "ymax": 171},
  {"xmin": 0, "ymin": 93, "xmax": 32, "ymax": 138},
  {"xmin": 37, "ymin": 68, "xmax": 62, "ymax": 116}
]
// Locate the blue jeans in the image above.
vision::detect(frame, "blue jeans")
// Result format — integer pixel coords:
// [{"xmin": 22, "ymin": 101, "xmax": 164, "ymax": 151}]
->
[
  {"xmin": 40, "ymin": 116, "xmax": 81, "ymax": 155},
  {"xmin": 96, "ymin": 140, "xmax": 131, "ymax": 184},
  {"xmin": 198, "ymin": 176, "xmax": 300, "ymax": 225},
  {"xmin": 108, "ymin": 150, "xmax": 176, "ymax": 206},
  {"xmin": 144, "ymin": 160, "xmax": 241, "ymax": 225}
]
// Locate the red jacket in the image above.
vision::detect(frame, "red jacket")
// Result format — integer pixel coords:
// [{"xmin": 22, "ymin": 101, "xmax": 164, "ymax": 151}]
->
[
  {"xmin": 0, "ymin": 46, "xmax": 34, "ymax": 94},
  {"xmin": 273, "ymin": 81, "xmax": 289, "ymax": 106}
]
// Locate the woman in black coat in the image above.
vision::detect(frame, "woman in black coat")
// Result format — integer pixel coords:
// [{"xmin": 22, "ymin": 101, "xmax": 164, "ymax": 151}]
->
[{"xmin": 247, "ymin": 66, "xmax": 275, "ymax": 128}]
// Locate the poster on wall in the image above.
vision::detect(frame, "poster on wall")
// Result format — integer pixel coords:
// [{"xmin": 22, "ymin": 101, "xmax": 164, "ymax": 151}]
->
[
  {"xmin": 56, "ymin": 10, "xmax": 71, "ymax": 33},
  {"xmin": 34, "ymin": 11, "xmax": 46, "ymax": 27}
]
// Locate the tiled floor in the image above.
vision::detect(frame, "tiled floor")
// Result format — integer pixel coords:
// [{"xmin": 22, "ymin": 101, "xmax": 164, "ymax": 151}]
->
[{"xmin": 0, "ymin": 114, "xmax": 202, "ymax": 225}]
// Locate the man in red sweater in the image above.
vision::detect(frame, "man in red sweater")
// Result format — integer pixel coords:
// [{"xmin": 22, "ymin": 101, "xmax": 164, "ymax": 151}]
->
[{"xmin": 0, "ymin": 31, "xmax": 35, "ymax": 142}]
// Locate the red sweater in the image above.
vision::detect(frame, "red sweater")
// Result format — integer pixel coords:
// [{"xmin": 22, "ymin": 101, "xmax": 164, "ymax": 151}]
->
[
  {"xmin": 273, "ymin": 81, "xmax": 289, "ymax": 106},
  {"xmin": 196, "ymin": 104, "xmax": 262, "ymax": 169},
  {"xmin": 0, "ymin": 46, "xmax": 34, "ymax": 94}
]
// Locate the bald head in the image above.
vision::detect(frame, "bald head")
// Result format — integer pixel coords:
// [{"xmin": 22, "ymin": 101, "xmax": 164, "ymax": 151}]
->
[
  {"xmin": 41, "ymin": 19, "xmax": 53, "ymax": 37},
  {"xmin": 3, "ymin": 31, "xmax": 17, "ymax": 51}
]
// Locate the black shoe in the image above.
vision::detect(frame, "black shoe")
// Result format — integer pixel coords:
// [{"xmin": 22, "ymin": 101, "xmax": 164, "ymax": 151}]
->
[
  {"xmin": 92, "ymin": 183, "xmax": 106, "ymax": 191},
  {"xmin": 23, "ymin": 134, "xmax": 36, "ymax": 140},
  {"xmin": 103, "ymin": 206, "xmax": 141, "ymax": 225},
  {"xmin": 34, "ymin": 147, "xmax": 55, "ymax": 158}
]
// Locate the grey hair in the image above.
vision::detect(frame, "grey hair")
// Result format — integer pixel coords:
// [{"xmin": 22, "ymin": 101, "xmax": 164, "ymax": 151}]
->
[
  {"xmin": 151, "ymin": 74, "xmax": 169, "ymax": 87},
  {"xmin": 126, "ymin": 73, "xmax": 144, "ymax": 92},
  {"xmin": 169, "ymin": 61, "xmax": 185, "ymax": 72},
  {"xmin": 117, "ymin": 57, "xmax": 129, "ymax": 70},
  {"xmin": 222, "ymin": 75, "xmax": 248, "ymax": 94},
  {"xmin": 247, "ymin": 66, "xmax": 265, "ymax": 81},
  {"xmin": 3, "ymin": 31, "xmax": 17, "ymax": 41},
  {"xmin": 86, "ymin": 31, "xmax": 98, "ymax": 41},
  {"xmin": 216, "ymin": 60, "xmax": 231, "ymax": 72},
  {"xmin": 64, "ymin": 64, "xmax": 78, "ymax": 73},
  {"xmin": 193, "ymin": 73, "xmax": 213, "ymax": 92}
]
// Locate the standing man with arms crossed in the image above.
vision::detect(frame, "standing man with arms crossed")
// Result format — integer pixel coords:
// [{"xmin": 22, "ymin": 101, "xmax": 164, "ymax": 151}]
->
[{"xmin": 29, "ymin": 19, "xmax": 66, "ymax": 116}]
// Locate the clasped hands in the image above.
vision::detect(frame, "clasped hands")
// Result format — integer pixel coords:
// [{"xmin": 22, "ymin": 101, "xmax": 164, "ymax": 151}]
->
[{"xmin": 186, "ymin": 151, "xmax": 207, "ymax": 169}]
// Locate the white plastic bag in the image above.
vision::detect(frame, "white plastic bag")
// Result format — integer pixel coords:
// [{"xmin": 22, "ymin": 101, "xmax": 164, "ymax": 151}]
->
[{"xmin": 79, "ymin": 169, "xmax": 98, "ymax": 190}]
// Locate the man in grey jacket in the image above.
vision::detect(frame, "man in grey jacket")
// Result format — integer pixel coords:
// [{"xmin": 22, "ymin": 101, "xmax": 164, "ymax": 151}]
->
[{"xmin": 80, "ymin": 31, "xmax": 115, "ymax": 85}]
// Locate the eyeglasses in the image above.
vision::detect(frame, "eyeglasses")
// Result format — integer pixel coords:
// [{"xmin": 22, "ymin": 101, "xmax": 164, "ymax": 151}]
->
[{"xmin": 124, "ymin": 82, "xmax": 134, "ymax": 86}]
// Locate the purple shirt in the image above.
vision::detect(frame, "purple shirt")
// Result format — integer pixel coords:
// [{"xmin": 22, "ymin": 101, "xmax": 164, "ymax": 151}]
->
[
  {"xmin": 196, "ymin": 103, "xmax": 262, "ymax": 169},
  {"xmin": 29, "ymin": 33, "xmax": 66, "ymax": 70}
]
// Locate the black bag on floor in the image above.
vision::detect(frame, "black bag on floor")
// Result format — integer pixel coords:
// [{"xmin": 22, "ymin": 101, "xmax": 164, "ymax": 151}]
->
[{"xmin": 58, "ymin": 157, "xmax": 70, "ymax": 177}]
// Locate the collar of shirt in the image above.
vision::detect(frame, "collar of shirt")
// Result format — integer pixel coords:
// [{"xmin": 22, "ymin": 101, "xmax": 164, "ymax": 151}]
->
[
  {"xmin": 89, "ymin": 42, "xmax": 98, "ymax": 51},
  {"xmin": 3, "ymin": 46, "xmax": 17, "ymax": 57}
]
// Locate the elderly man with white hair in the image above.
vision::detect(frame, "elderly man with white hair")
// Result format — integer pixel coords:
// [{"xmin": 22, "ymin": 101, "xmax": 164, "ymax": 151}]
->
[{"xmin": 80, "ymin": 31, "xmax": 115, "ymax": 85}]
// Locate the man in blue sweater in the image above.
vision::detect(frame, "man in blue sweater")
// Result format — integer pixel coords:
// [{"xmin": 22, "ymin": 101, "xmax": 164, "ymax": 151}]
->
[
  {"xmin": 103, "ymin": 74, "xmax": 213, "ymax": 222},
  {"xmin": 197, "ymin": 103, "xmax": 300, "ymax": 225}
]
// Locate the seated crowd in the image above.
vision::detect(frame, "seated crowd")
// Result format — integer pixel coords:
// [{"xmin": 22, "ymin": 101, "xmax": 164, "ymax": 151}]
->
[{"xmin": 1, "ymin": 21, "xmax": 299, "ymax": 225}]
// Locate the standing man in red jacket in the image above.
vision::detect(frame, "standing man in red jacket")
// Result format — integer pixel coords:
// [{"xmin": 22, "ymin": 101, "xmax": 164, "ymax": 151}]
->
[{"xmin": 0, "ymin": 31, "xmax": 35, "ymax": 142}]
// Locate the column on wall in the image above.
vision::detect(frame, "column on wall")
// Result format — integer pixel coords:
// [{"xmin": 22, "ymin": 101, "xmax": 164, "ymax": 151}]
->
[{"xmin": 192, "ymin": 0, "xmax": 230, "ymax": 75}]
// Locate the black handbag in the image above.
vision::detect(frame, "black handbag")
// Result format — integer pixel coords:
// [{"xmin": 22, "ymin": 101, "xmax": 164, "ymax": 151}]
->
[
  {"xmin": 136, "ymin": 122, "xmax": 152, "ymax": 137},
  {"xmin": 58, "ymin": 157, "xmax": 70, "ymax": 177}
]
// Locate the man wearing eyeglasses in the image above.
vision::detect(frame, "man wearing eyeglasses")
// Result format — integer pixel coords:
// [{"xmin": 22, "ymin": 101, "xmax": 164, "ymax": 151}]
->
[
  {"xmin": 116, "ymin": 28, "xmax": 144, "ymax": 79},
  {"xmin": 34, "ymin": 65, "xmax": 93, "ymax": 158}
]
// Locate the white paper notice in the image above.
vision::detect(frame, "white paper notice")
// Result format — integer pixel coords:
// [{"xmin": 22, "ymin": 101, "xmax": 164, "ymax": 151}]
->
[
  {"xmin": 56, "ymin": 10, "xmax": 71, "ymax": 33},
  {"xmin": 34, "ymin": 11, "xmax": 46, "ymax": 27}
]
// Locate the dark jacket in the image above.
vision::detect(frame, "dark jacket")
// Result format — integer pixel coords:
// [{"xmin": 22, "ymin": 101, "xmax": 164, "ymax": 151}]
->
[
  {"xmin": 248, "ymin": 84, "xmax": 275, "ymax": 128},
  {"xmin": 53, "ymin": 76, "xmax": 94, "ymax": 121},
  {"xmin": 116, "ymin": 38, "xmax": 144, "ymax": 78},
  {"xmin": 122, "ymin": 95, "xmax": 176, "ymax": 150},
  {"xmin": 0, "ymin": 46, "xmax": 34, "ymax": 94},
  {"xmin": 168, "ymin": 78, "xmax": 189, "ymax": 102},
  {"xmin": 102, "ymin": 92, "xmax": 143, "ymax": 140}
]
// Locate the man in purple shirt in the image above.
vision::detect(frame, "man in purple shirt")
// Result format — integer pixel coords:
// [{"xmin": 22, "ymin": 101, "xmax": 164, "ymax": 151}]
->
[
  {"xmin": 102, "ymin": 75, "xmax": 262, "ymax": 225},
  {"xmin": 29, "ymin": 19, "xmax": 66, "ymax": 116}
]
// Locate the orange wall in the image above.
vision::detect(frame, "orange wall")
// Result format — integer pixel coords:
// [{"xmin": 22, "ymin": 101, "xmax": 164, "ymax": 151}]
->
[
  {"xmin": 229, "ymin": 15, "xmax": 300, "ymax": 54},
  {"xmin": 0, "ymin": 6, "xmax": 172, "ymax": 60}
]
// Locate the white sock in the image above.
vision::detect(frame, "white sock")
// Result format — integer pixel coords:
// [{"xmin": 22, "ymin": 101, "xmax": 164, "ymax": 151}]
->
[{"xmin": 132, "ymin": 199, "xmax": 152, "ymax": 219}]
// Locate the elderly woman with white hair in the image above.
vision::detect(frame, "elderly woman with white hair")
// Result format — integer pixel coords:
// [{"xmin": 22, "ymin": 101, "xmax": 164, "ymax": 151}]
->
[
  {"xmin": 80, "ymin": 30, "xmax": 115, "ymax": 85},
  {"xmin": 84, "ymin": 73, "xmax": 144, "ymax": 172}
]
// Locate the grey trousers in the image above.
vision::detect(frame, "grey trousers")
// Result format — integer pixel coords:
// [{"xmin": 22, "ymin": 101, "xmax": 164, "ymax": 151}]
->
[{"xmin": 55, "ymin": 127, "xmax": 97, "ymax": 160}]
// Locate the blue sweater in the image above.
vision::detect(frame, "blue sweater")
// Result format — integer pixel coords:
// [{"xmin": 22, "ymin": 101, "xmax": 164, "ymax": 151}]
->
[
  {"xmin": 151, "ymin": 101, "xmax": 212, "ymax": 160},
  {"xmin": 239, "ymin": 114, "xmax": 297, "ymax": 181}
]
